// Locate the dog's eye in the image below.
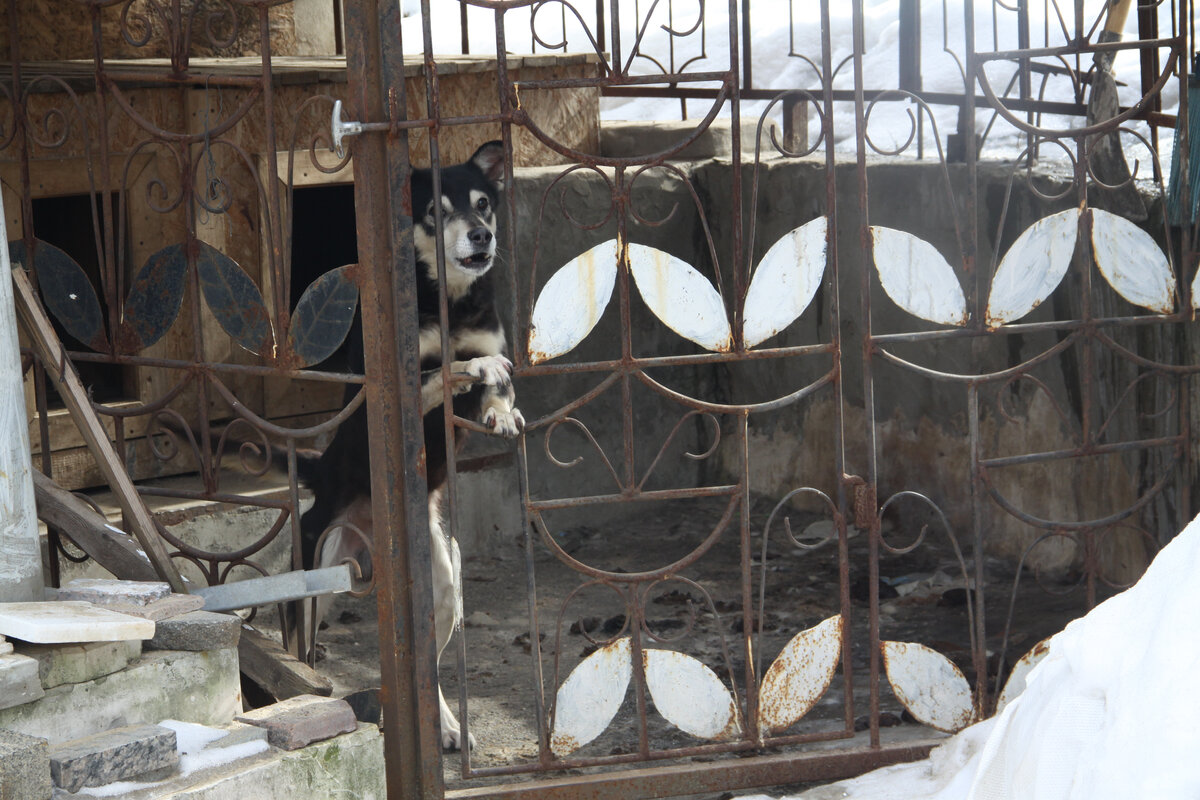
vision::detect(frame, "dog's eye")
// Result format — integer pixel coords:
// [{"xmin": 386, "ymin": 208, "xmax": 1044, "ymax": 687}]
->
[{"xmin": 475, "ymin": 197, "xmax": 489, "ymax": 211}]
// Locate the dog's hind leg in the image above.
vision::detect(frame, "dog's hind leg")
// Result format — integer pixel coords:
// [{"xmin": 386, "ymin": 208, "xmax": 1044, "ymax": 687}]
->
[{"xmin": 429, "ymin": 488, "xmax": 473, "ymax": 751}]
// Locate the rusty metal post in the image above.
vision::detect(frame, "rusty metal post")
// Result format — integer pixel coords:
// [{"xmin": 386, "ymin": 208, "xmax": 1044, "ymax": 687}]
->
[{"xmin": 342, "ymin": 0, "xmax": 445, "ymax": 796}]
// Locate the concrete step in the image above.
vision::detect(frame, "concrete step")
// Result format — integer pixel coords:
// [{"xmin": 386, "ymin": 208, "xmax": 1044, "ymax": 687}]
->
[{"xmin": 0, "ymin": 647, "xmax": 240, "ymax": 746}]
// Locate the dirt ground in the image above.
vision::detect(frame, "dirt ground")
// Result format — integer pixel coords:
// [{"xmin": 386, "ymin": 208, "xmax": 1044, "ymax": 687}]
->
[{"xmin": 256, "ymin": 493, "xmax": 1109, "ymax": 797}]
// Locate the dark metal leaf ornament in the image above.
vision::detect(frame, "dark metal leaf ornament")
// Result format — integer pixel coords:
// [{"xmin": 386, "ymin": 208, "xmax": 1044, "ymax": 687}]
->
[
  {"xmin": 287, "ymin": 264, "xmax": 359, "ymax": 367},
  {"xmin": 196, "ymin": 240, "xmax": 275, "ymax": 357},
  {"xmin": 115, "ymin": 242, "xmax": 189, "ymax": 354},
  {"xmin": 10, "ymin": 239, "xmax": 109, "ymax": 352}
]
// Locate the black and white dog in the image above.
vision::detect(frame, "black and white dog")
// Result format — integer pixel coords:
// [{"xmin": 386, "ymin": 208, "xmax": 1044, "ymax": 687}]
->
[{"xmin": 295, "ymin": 141, "xmax": 522, "ymax": 751}]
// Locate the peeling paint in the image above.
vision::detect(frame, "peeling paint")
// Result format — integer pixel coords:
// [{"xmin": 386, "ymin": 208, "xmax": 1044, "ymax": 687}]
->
[
  {"xmin": 528, "ymin": 240, "xmax": 618, "ymax": 364},
  {"xmin": 996, "ymin": 636, "xmax": 1053, "ymax": 713},
  {"xmin": 1090, "ymin": 209, "xmax": 1175, "ymax": 314},
  {"xmin": 871, "ymin": 226, "xmax": 968, "ymax": 327},
  {"xmin": 550, "ymin": 637, "xmax": 631, "ymax": 757},
  {"xmin": 643, "ymin": 649, "xmax": 741, "ymax": 740},
  {"xmin": 881, "ymin": 640, "xmax": 975, "ymax": 733},
  {"xmin": 758, "ymin": 615, "xmax": 843, "ymax": 735},
  {"xmin": 627, "ymin": 242, "xmax": 732, "ymax": 352},
  {"xmin": 986, "ymin": 208, "xmax": 1078, "ymax": 328},
  {"xmin": 743, "ymin": 216, "xmax": 827, "ymax": 348}
]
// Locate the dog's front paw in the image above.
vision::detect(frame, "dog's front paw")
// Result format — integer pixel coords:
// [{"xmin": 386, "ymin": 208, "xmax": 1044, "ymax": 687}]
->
[
  {"xmin": 483, "ymin": 406, "xmax": 525, "ymax": 437},
  {"xmin": 440, "ymin": 719, "xmax": 476, "ymax": 752},
  {"xmin": 464, "ymin": 355, "xmax": 512, "ymax": 387}
]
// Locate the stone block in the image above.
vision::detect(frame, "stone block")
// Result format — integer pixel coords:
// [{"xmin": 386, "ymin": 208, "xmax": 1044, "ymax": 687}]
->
[
  {"xmin": 48, "ymin": 724, "xmax": 178, "ymax": 793},
  {"xmin": 145, "ymin": 611, "xmax": 240, "ymax": 652},
  {"xmin": 0, "ymin": 728, "xmax": 50, "ymax": 800},
  {"xmin": 235, "ymin": 695, "xmax": 357, "ymax": 751},
  {"xmin": 0, "ymin": 655, "xmax": 44, "ymax": 711},
  {"xmin": 58, "ymin": 580, "xmax": 171, "ymax": 606},
  {"xmin": 0, "ymin": 602, "xmax": 153, "ymax": 644},
  {"xmin": 16, "ymin": 640, "xmax": 141, "ymax": 689},
  {"xmin": 101, "ymin": 593, "xmax": 205, "ymax": 622},
  {"xmin": 0, "ymin": 636, "xmax": 12, "ymax": 655},
  {"xmin": 0, "ymin": 649, "xmax": 240, "ymax": 746}
]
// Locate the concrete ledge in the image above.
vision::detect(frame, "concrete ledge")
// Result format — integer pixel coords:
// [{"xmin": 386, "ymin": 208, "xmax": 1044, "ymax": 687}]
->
[
  {"xmin": 58, "ymin": 723, "xmax": 384, "ymax": 800},
  {"xmin": 0, "ymin": 649, "xmax": 239, "ymax": 745},
  {"xmin": 600, "ymin": 119, "xmax": 755, "ymax": 161}
]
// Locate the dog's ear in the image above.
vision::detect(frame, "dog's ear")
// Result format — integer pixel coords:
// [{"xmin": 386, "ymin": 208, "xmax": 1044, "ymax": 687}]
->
[{"xmin": 470, "ymin": 141, "xmax": 506, "ymax": 190}]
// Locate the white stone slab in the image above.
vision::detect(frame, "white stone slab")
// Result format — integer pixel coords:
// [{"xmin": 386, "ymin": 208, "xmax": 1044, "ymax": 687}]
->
[{"xmin": 0, "ymin": 602, "xmax": 154, "ymax": 643}]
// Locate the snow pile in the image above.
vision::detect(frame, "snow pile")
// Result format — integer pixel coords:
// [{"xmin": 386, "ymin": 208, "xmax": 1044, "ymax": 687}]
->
[
  {"xmin": 747, "ymin": 511, "xmax": 1200, "ymax": 800},
  {"xmin": 399, "ymin": 0, "xmax": 1175, "ymax": 160}
]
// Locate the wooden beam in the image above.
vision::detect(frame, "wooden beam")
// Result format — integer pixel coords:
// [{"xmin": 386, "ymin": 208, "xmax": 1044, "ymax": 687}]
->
[
  {"xmin": 32, "ymin": 470, "xmax": 159, "ymax": 583},
  {"xmin": 10, "ymin": 266, "xmax": 187, "ymax": 593},
  {"xmin": 239, "ymin": 625, "xmax": 332, "ymax": 700}
]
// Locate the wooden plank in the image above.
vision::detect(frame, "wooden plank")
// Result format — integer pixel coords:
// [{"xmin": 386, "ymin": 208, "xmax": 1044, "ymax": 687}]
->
[
  {"xmin": 239, "ymin": 625, "xmax": 332, "ymax": 700},
  {"xmin": 31, "ymin": 469, "xmax": 158, "ymax": 582},
  {"xmin": 11, "ymin": 265, "xmax": 187, "ymax": 593}
]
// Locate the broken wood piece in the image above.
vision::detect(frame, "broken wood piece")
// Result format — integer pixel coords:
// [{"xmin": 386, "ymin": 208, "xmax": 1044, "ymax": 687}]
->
[
  {"xmin": 238, "ymin": 626, "xmax": 332, "ymax": 700},
  {"xmin": 10, "ymin": 266, "xmax": 186, "ymax": 593},
  {"xmin": 32, "ymin": 464, "xmax": 160, "ymax": 583}
]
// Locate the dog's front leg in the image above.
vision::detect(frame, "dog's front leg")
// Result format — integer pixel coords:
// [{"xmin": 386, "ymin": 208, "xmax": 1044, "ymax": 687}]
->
[{"xmin": 428, "ymin": 494, "xmax": 474, "ymax": 751}]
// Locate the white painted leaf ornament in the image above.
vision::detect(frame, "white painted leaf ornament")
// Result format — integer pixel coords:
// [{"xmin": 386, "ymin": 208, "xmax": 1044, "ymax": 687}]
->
[
  {"xmin": 743, "ymin": 216, "xmax": 828, "ymax": 348},
  {"xmin": 880, "ymin": 640, "xmax": 975, "ymax": 733},
  {"xmin": 995, "ymin": 636, "xmax": 1052, "ymax": 713},
  {"xmin": 757, "ymin": 615, "xmax": 843, "ymax": 734},
  {"xmin": 986, "ymin": 209, "xmax": 1079, "ymax": 328},
  {"xmin": 871, "ymin": 226, "xmax": 968, "ymax": 326},
  {"xmin": 627, "ymin": 242, "xmax": 732, "ymax": 352},
  {"xmin": 550, "ymin": 637, "xmax": 631, "ymax": 756},
  {"xmin": 1090, "ymin": 209, "xmax": 1175, "ymax": 314},
  {"xmin": 643, "ymin": 649, "xmax": 740, "ymax": 740},
  {"xmin": 528, "ymin": 240, "xmax": 619, "ymax": 364}
]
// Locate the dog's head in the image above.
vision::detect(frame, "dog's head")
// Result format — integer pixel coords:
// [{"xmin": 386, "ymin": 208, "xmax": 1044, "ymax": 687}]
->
[{"xmin": 411, "ymin": 141, "xmax": 506, "ymax": 299}]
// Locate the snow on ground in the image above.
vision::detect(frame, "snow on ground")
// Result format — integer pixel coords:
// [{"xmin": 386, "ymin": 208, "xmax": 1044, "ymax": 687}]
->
[
  {"xmin": 402, "ymin": 1, "xmax": 1177, "ymax": 165},
  {"xmin": 739, "ymin": 511, "xmax": 1200, "ymax": 800}
]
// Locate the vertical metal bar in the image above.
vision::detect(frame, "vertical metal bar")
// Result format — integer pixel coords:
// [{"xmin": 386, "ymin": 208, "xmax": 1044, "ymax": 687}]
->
[
  {"xmin": 821, "ymin": 0, "xmax": 856, "ymax": 737},
  {"xmin": 1137, "ymin": 0, "xmax": 1161, "ymax": 144},
  {"xmin": 342, "ymin": 0, "xmax": 444, "ymax": 796},
  {"xmin": 967, "ymin": 382, "xmax": 987, "ymax": 712},
  {"xmin": 740, "ymin": 0, "xmax": 752, "ymax": 89},
  {"xmin": 738, "ymin": 411, "xmax": 759, "ymax": 742},
  {"xmin": 1018, "ymin": 0, "xmax": 1033, "ymax": 157},
  {"xmin": 88, "ymin": 6, "xmax": 119, "ymax": 354},
  {"xmin": 596, "ymin": 0, "xmax": 606, "ymax": 53},
  {"xmin": 728, "ymin": 0, "xmax": 744, "ymax": 351},
  {"xmin": 460, "ymin": 0, "xmax": 469, "ymax": 55},
  {"xmin": 850, "ymin": 0, "xmax": 882, "ymax": 750},
  {"xmin": 898, "ymin": 0, "xmax": 921, "ymax": 93},
  {"xmin": 492, "ymin": 8, "xmax": 551, "ymax": 770}
]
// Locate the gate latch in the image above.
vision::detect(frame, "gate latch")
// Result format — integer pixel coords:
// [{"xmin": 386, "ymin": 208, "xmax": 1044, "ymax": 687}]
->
[{"xmin": 331, "ymin": 100, "xmax": 363, "ymax": 159}]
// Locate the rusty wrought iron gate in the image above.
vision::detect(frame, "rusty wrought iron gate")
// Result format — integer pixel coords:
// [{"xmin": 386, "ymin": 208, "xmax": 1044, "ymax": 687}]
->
[
  {"xmin": 4, "ymin": 0, "xmax": 1196, "ymax": 797},
  {"xmin": 342, "ymin": 1, "xmax": 1197, "ymax": 799}
]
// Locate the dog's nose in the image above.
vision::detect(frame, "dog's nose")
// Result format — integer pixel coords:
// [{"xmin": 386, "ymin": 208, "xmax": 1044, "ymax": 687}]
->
[{"xmin": 468, "ymin": 227, "xmax": 492, "ymax": 247}]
